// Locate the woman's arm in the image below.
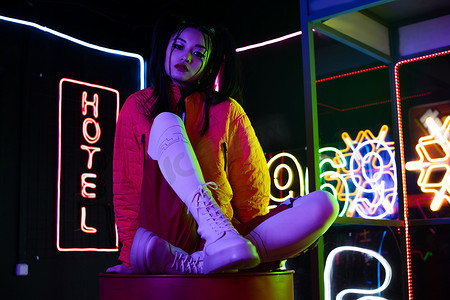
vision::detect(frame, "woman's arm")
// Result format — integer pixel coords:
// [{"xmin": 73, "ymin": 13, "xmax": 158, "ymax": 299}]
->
[
  {"xmin": 227, "ymin": 103, "xmax": 271, "ymax": 223},
  {"xmin": 113, "ymin": 99, "xmax": 144, "ymax": 268}
]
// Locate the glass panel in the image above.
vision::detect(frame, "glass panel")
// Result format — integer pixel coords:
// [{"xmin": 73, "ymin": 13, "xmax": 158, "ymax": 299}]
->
[
  {"xmin": 316, "ymin": 55, "xmax": 397, "ymax": 220},
  {"xmin": 323, "ymin": 226, "xmax": 404, "ymax": 299},
  {"xmin": 397, "ymin": 51, "xmax": 450, "ymax": 220}
]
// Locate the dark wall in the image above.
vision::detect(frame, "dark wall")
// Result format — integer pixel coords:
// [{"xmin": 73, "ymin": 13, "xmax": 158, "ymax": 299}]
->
[
  {"xmin": 239, "ymin": 36, "xmax": 306, "ymax": 154},
  {"xmin": 0, "ymin": 21, "xmax": 140, "ymax": 299}
]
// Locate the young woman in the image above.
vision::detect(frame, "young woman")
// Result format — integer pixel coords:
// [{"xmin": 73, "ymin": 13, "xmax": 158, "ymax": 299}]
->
[{"xmin": 107, "ymin": 16, "xmax": 338, "ymax": 275}]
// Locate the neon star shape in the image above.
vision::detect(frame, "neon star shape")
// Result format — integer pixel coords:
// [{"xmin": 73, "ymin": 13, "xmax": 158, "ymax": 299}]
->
[{"xmin": 406, "ymin": 116, "xmax": 450, "ymax": 211}]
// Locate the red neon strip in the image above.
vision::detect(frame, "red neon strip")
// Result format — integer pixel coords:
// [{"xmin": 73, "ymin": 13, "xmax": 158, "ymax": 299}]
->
[
  {"xmin": 316, "ymin": 65, "xmax": 387, "ymax": 83},
  {"xmin": 395, "ymin": 60, "xmax": 413, "ymax": 300},
  {"xmin": 395, "ymin": 49, "xmax": 450, "ymax": 300},
  {"xmin": 318, "ymin": 92, "xmax": 431, "ymax": 112},
  {"xmin": 396, "ymin": 50, "xmax": 450, "ymax": 68},
  {"xmin": 400, "ymin": 92, "xmax": 432, "ymax": 101},
  {"xmin": 318, "ymin": 99, "xmax": 391, "ymax": 112}
]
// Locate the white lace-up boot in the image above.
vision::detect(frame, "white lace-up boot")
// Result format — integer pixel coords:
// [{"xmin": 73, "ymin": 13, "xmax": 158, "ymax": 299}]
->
[
  {"xmin": 148, "ymin": 112, "xmax": 260, "ymax": 273},
  {"xmin": 187, "ymin": 183, "xmax": 260, "ymax": 273},
  {"xmin": 130, "ymin": 227, "xmax": 204, "ymax": 274}
]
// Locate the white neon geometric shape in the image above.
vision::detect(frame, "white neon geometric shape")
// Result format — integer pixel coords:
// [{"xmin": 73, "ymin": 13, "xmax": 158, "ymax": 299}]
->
[
  {"xmin": 406, "ymin": 116, "xmax": 450, "ymax": 211},
  {"xmin": 324, "ymin": 246, "xmax": 392, "ymax": 300},
  {"xmin": 348, "ymin": 138, "xmax": 397, "ymax": 219}
]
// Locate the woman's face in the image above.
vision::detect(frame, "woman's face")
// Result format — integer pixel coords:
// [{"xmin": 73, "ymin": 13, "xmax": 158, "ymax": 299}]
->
[{"xmin": 165, "ymin": 27, "xmax": 210, "ymax": 88}]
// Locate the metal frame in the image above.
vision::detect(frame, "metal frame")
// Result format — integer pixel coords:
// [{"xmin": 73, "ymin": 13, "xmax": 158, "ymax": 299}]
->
[{"xmin": 299, "ymin": 1, "xmax": 403, "ymax": 299}]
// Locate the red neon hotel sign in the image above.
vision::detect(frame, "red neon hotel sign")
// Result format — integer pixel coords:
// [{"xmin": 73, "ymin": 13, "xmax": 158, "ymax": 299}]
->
[{"xmin": 57, "ymin": 78, "xmax": 119, "ymax": 252}]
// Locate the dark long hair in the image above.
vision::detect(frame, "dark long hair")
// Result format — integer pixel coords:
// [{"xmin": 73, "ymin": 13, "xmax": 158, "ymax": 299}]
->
[{"xmin": 143, "ymin": 15, "xmax": 243, "ymax": 135}]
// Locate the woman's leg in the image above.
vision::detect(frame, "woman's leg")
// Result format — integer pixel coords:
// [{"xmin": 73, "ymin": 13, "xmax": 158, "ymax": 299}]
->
[
  {"xmin": 244, "ymin": 190, "xmax": 339, "ymax": 263},
  {"xmin": 143, "ymin": 112, "xmax": 259, "ymax": 273},
  {"xmin": 128, "ymin": 190, "xmax": 338, "ymax": 274}
]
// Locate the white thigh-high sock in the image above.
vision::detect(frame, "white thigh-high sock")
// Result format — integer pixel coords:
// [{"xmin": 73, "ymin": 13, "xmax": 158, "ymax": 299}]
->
[{"xmin": 148, "ymin": 112, "xmax": 205, "ymax": 205}]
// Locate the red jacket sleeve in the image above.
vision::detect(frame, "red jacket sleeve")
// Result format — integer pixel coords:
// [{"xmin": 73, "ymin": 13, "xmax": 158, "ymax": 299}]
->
[
  {"xmin": 113, "ymin": 98, "xmax": 144, "ymax": 267},
  {"xmin": 227, "ymin": 102, "xmax": 270, "ymax": 223}
]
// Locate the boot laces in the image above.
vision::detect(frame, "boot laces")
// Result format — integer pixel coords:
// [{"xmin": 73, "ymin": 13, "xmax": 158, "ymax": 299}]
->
[
  {"xmin": 188, "ymin": 182, "xmax": 234, "ymax": 232},
  {"xmin": 172, "ymin": 252, "xmax": 202, "ymax": 274}
]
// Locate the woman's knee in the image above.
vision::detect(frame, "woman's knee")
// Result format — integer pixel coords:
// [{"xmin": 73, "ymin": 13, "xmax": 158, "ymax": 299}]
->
[
  {"xmin": 148, "ymin": 112, "xmax": 186, "ymax": 159},
  {"xmin": 153, "ymin": 112, "xmax": 182, "ymax": 128},
  {"xmin": 300, "ymin": 190, "xmax": 339, "ymax": 222}
]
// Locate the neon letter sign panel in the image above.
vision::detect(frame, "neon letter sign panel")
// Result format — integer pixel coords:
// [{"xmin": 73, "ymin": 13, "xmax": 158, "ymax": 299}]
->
[{"xmin": 57, "ymin": 78, "xmax": 119, "ymax": 252}]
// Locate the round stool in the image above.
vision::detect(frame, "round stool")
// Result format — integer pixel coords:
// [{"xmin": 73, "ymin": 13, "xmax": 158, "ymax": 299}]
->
[{"xmin": 99, "ymin": 271, "xmax": 294, "ymax": 300}]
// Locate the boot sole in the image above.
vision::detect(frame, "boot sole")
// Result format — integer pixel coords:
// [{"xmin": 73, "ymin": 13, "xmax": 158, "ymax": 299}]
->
[{"xmin": 203, "ymin": 242, "xmax": 260, "ymax": 274}]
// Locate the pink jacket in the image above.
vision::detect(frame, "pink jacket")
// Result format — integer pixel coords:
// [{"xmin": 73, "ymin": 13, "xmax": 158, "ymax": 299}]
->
[{"xmin": 113, "ymin": 86, "xmax": 270, "ymax": 266}]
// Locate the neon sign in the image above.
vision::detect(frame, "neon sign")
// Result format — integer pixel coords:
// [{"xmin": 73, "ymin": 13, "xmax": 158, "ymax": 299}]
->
[
  {"xmin": 320, "ymin": 126, "xmax": 398, "ymax": 219},
  {"xmin": 324, "ymin": 246, "xmax": 392, "ymax": 300},
  {"xmin": 406, "ymin": 116, "xmax": 450, "ymax": 211},
  {"xmin": 267, "ymin": 152, "xmax": 305, "ymax": 210},
  {"xmin": 267, "ymin": 126, "xmax": 397, "ymax": 219},
  {"xmin": 319, "ymin": 147, "xmax": 350, "ymax": 217},
  {"xmin": 57, "ymin": 78, "xmax": 119, "ymax": 252}
]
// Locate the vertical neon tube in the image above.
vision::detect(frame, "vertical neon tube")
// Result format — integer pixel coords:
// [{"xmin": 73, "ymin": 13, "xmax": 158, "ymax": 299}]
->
[
  {"xmin": 395, "ymin": 59, "xmax": 413, "ymax": 300},
  {"xmin": 395, "ymin": 49, "xmax": 450, "ymax": 299},
  {"xmin": 394, "ymin": 50, "xmax": 450, "ymax": 300}
]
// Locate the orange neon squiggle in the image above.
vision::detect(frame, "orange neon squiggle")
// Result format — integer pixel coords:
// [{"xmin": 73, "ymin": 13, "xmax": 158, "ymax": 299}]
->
[{"xmin": 81, "ymin": 206, "xmax": 97, "ymax": 234}]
